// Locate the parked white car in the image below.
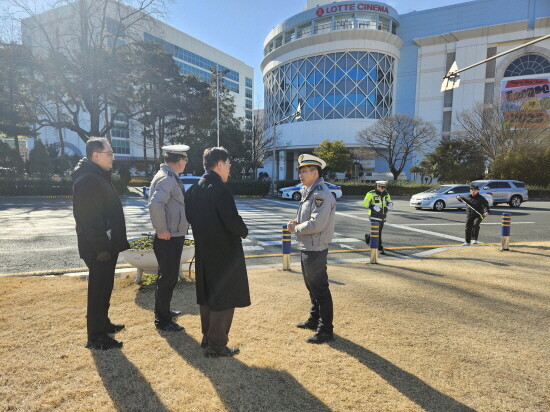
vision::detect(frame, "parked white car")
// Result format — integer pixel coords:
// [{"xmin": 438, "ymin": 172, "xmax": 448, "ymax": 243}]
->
[
  {"xmin": 143, "ymin": 175, "xmax": 201, "ymax": 199},
  {"xmin": 410, "ymin": 184, "xmax": 494, "ymax": 211},
  {"xmin": 278, "ymin": 182, "xmax": 343, "ymax": 201}
]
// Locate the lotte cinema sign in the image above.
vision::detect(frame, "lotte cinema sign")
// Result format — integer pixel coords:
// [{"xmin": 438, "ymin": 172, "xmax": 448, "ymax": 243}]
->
[{"xmin": 316, "ymin": 3, "xmax": 389, "ymax": 17}]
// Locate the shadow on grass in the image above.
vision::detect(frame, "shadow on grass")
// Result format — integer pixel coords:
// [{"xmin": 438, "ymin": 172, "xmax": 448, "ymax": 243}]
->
[
  {"xmin": 134, "ymin": 279, "xmax": 199, "ymax": 317},
  {"xmin": 329, "ymin": 336, "xmax": 477, "ymax": 412},
  {"xmin": 162, "ymin": 333, "xmax": 332, "ymax": 412},
  {"xmin": 92, "ymin": 349, "xmax": 170, "ymax": 412}
]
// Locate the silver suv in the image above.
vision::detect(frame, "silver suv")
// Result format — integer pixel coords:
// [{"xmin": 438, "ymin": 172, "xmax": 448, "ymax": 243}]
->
[{"xmin": 470, "ymin": 180, "xmax": 528, "ymax": 208}]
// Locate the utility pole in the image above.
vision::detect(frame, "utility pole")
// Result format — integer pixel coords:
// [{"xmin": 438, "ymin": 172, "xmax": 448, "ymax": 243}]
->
[{"xmin": 210, "ymin": 65, "xmax": 229, "ymax": 147}]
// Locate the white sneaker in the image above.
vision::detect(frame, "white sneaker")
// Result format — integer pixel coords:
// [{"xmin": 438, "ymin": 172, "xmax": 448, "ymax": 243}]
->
[
  {"xmin": 462, "ymin": 242, "xmax": 470, "ymax": 246},
  {"xmin": 472, "ymin": 240, "xmax": 479, "ymax": 244}
]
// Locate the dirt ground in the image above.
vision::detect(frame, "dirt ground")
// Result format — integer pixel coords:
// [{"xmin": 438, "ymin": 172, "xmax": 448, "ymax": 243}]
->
[{"xmin": 1, "ymin": 242, "xmax": 549, "ymax": 411}]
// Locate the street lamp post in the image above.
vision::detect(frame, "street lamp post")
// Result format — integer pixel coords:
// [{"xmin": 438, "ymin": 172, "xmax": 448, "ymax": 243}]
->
[
  {"xmin": 210, "ymin": 65, "xmax": 229, "ymax": 147},
  {"xmin": 270, "ymin": 103, "xmax": 302, "ymax": 197}
]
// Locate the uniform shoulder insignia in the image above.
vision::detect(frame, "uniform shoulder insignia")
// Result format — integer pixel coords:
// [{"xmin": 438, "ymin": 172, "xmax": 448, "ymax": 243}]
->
[
  {"xmin": 315, "ymin": 198, "xmax": 324, "ymax": 207},
  {"xmin": 316, "ymin": 185, "xmax": 324, "ymax": 191}
]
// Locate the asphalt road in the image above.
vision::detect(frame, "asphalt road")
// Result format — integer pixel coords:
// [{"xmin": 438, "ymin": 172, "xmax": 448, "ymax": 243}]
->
[{"xmin": 1, "ymin": 195, "xmax": 549, "ymax": 275}]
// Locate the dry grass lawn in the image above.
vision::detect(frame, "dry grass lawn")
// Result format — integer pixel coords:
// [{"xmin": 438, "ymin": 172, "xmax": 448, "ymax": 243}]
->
[{"xmin": 1, "ymin": 243, "xmax": 549, "ymax": 412}]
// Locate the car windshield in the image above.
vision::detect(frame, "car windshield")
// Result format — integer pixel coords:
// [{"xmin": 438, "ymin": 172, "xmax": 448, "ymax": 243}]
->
[{"xmin": 424, "ymin": 185, "xmax": 451, "ymax": 194}]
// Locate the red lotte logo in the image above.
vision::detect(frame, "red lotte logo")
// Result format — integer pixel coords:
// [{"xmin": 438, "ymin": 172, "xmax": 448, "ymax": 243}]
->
[{"xmin": 316, "ymin": 3, "xmax": 389, "ymax": 16}]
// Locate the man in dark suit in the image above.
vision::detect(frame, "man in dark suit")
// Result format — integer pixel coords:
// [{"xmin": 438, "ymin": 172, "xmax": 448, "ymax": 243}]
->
[
  {"xmin": 72, "ymin": 137, "xmax": 130, "ymax": 350},
  {"xmin": 185, "ymin": 147, "xmax": 250, "ymax": 357}
]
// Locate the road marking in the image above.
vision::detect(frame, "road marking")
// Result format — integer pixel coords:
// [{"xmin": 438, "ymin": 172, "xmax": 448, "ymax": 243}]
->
[
  {"xmin": 335, "ymin": 211, "xmax": 466, "ymax": 242},
  {"xmin": 399, "ymin": 222, "xmax": 535, "ymax": 226},
  {"xmin": 243, "ymin": 245, "xmax": 264, "ymax": 251}
]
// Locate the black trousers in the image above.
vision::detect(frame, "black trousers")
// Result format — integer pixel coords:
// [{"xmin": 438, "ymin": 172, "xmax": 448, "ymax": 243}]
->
[
  {"xmin": 153, "ymin": 236, "xmax": 185, "ymax": 326},
  {"xmin": 83, "ymin": 252, "xmax": 119, "ymax": 341},
  {"xmin": 200, "ymin": 305, "xmax": 235, "ymax": 351},
  {"xmin": 465, "ymin": 215, "xmax": 483, "ymax": 243},
  {"xmin": 300, "ymin": 249, "xmax": 333, "ymax": 333}
]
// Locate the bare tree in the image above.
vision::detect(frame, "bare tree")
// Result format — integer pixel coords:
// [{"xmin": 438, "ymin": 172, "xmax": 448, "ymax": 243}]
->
[
  {"xmin": 455, "ymin": 102, "xmax": 548, "ymax": 165},
  {"xmin": 246, "ymin": 110, "xmax": 273, "ymax": 178},
  {"xmin": 356, "ymin": 114, "xmax": 436, "ymax": 180},
  {"xmin": 6, "ymin": 0, "xmax": 167, "ymax": 143}
]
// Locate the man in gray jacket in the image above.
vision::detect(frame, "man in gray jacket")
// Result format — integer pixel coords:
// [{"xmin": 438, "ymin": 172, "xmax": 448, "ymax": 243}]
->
[
  {"xmin": 287, "ymin": 154, "xmax": 336, "ymax": 344},
  {"xmin": 148, "ymin": 145, "xmax": 190, "ymax": 331}
]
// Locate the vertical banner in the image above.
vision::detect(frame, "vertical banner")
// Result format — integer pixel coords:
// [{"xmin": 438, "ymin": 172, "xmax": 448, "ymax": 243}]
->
[{"xmin": 500, "ymin": 76, "xmax": 550, "ymax": 129}]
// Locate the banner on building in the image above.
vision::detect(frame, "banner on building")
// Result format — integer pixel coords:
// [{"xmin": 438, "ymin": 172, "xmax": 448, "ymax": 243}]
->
[{"xmin": 500, "ymin": 77, "xmax": 550, "ymax": 129}]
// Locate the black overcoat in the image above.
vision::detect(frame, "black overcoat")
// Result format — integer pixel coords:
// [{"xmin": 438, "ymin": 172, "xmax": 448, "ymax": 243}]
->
[
  {"xmin": 72, "ymin": 159, "xmax": 130, "ymax": 261},
  {"xmin": 184, "ymin": 171, "xmax": 250, "ymax": 311}
]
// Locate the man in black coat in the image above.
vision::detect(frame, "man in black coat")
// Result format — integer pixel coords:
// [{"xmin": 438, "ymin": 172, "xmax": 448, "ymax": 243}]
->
[
  {"xmin": 185, "ymin": 147, "xmax": 250, "ymax": 357},
  {"xmin": 456, "ymin": 184, "xmax": 490, "ymax": 246},
  {"xmin": 72, "ymin": 137, "xmax": 130, "ymax": 350}
]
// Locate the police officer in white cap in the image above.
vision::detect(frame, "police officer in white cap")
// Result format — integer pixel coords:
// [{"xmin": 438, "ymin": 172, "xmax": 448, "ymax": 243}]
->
[
  {"xmin": 148, "ymin": 144, "xmax": 190, "ymax": 331},
  {"xmin": 287, "ymin": 154, "xmax": 336, "ymax": 344},
  {"xmin": 363, "ymin": 180, "xmax": 393, "ymax": 254}
]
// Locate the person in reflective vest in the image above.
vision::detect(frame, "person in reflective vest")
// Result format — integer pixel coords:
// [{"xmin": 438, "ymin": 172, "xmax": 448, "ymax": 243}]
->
[{"xmin": 363, "ymin": 181, "xmax": 393, "ymax": 255}]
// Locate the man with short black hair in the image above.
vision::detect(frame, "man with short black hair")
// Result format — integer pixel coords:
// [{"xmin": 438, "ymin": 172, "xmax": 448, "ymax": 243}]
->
[
  {"xmin": 287, "ymin": 154, "xmax": 336, "ymax": 344},
  {"xmin": 72, "ymin": 137, "xmax": 130, "ymax": 350},
  {"xmin": 456, "ymin": 184, "xmax": 490, "ymax": 246},
  {"xmin": 185, "ymin": 147, "xmax": 250, "ymax": 357},
  {"xmin": 148, "ymin": 144, "xmax": 190, "ymax": 332}
]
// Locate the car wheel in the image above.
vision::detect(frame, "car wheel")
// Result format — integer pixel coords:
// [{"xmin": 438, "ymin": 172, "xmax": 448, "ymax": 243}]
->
[
  {"xmin": 433, "ymin": 200, "xmax": 445, "ymax": 211},
  {"xmin": 332, "ymin": 192, "xmax": 337, "ymax": 200},
  {"xmin": 292, "ymin": 192, "xmax": 302, "ymax": 201},
  {"xmin": 509, "ymin": 195, "xmax": 522, "ymax": 208}
]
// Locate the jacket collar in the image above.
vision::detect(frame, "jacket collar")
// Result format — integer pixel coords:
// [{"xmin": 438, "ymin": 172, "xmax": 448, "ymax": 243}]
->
[
  {"xmin": 204, "ymin": 169, "xmax": 223, "ymax": 182},
  {"xmin": 300, "ymin": 177, "xmax": 325, "ymax": 201}
]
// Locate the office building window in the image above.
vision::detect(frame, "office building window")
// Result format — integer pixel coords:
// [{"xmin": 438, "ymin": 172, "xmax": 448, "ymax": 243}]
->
[
  {"xmin": 112, "ymin": 138, "xmax": 130, "ymax": 154},
  {"xmin": 111, "ymin": 127, "xmax": 129, "ymax": 139},
  {"xmin": 484, "ymin": 82, "xmax": 494, "ymax": 104},
  {"xmin": 245, "ymin": 77, "xmax": 253, "ymax": 88},
  {"xmin": 485, "ymin": 47, "xmax": 497, "ymax": 78},
  {"xmin": 246, "ymin": 99, "xmax": 252, "ymax": 109},
  {"xmin": 442, "ymin": 111, "xmax": 452, "ymax": 133},
  {"xmin": 144, "ymin": 32, "xmax": 239, "ymax": 82},
  {"xmin": 245, "ymin": 88, "xmax": 253, "ymax": 99},
  {"xmin": 245, "ymin": 110, "xmax": 252, "ymax": 120}
]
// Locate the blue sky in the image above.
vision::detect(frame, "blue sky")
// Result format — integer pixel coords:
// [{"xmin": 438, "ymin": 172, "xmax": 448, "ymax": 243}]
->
[{"xmin": 165, "ymin": 0, "xmax": 476, "ymax": 108}]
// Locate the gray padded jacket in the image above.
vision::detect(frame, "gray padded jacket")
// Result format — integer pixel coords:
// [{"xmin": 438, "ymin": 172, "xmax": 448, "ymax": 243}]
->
[
  {"xmin": 148, "ymin": 164, "xmax": 189, "ymax": 237},
  {"xmin": 295, "ymin": 177, "xmax": 336, "ymax": 251}
]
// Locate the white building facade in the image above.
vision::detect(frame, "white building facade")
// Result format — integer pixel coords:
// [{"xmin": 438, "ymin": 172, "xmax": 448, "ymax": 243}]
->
[
  {"xmin": 262, "ymin": 0, "xmax": 550, "ymax": 181},
  {"xmin": 22, "ymin": 3, "xmax": 254, "ymax": 162}
]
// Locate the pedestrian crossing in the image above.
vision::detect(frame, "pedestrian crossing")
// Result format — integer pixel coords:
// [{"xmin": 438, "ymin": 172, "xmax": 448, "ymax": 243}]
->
[{"xmin": 236, "ymin": 205, "xmax": 364, "ymax": 253}]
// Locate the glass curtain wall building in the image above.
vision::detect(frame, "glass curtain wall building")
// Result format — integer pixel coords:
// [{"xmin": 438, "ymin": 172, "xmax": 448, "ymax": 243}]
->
[
  {"xmin": 262, "ymin": 0, "xmax": 550, "ymax": 182},
  {"xmin": 21, "ymin": 3, "xmax": 254, "ymax": 163}
]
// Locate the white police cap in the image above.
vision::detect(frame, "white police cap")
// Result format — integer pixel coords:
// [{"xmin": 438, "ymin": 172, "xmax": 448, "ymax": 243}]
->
[
  {"xmin": 376, "ymin": 180, "xmax": 388, "ymax": 186},
  {"xmin": 297, "ymin": 154, "xmax": 326, "ymax": 170},
  {"xmin": 162, "ymin": 144, "xmax": 189, "ymax": 155}
]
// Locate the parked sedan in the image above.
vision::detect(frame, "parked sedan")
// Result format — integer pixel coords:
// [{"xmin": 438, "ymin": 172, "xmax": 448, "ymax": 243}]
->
[
  {"xmin": 143, "ymin": 175, "xmax": 201, "ymax": 199},
  {"xmin": 278, "ymin": 182, "xmax": 343, "ymax": 201},
  {"xmin": 410, "ymin": 184, "xmax": 494, "ymax": 211}
]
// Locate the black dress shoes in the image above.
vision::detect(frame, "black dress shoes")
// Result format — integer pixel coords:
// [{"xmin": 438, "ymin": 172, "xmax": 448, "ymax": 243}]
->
[
  {"xmin": 169, "ymin": 310, "xmax": 182, "ymax": 318},
  {"xmin": 200, "ymin": 336, "xmax": 208, "ymax": 349},
  {"xmin": 204, "ymin": 346, "xmax": 240, "ymax": 358},
  {"xmin": 306, "ymin": 331, "xmax": 335, "ymax": 344},
  {"xmin": 379, "ymin": 249, "xmax": 386, "ymax": 255},
  {"xmin": 105, "ymin": 322, "xmax": 125, "ymax": 333},
  {"xmin": 86, "ymin": 335, "xmax": 123, "ymax": 350},
  {"xmin": 296, "ymin": 318, "xmax": 319, "ymax": 331},
  {"xmin": 155, "ymin": 321, "xmax": 184, "ymax": 332}
]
